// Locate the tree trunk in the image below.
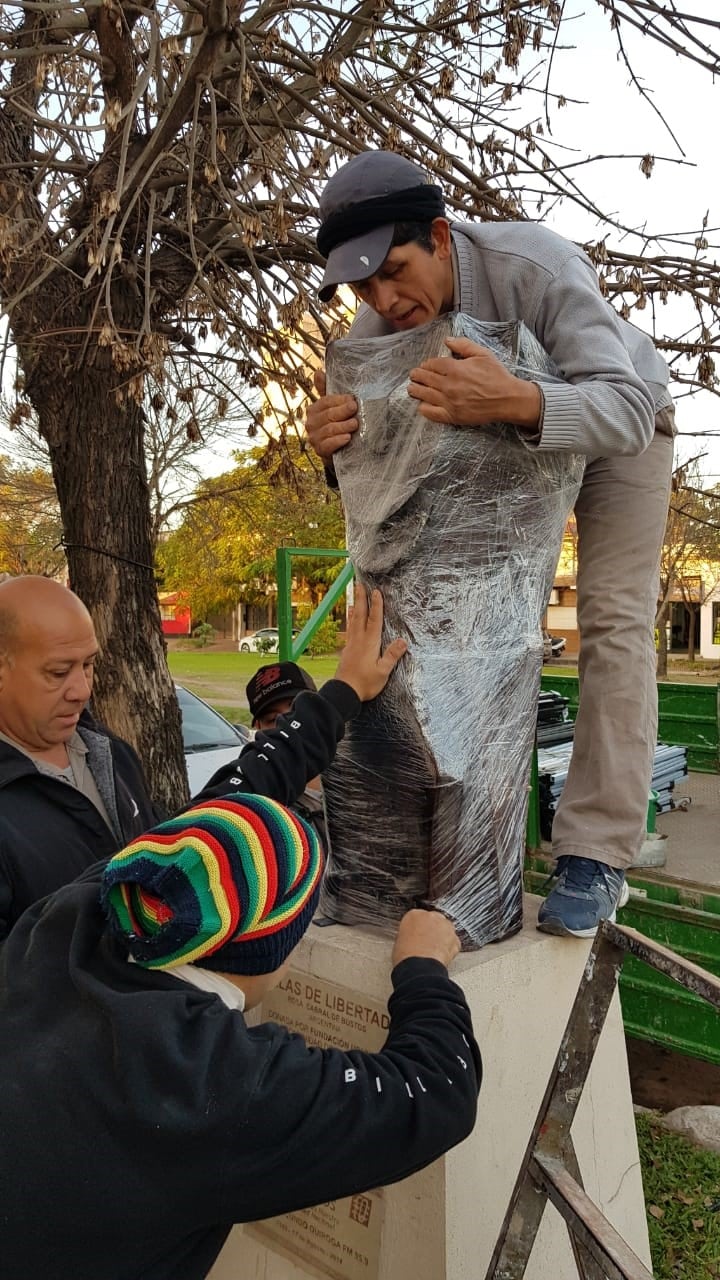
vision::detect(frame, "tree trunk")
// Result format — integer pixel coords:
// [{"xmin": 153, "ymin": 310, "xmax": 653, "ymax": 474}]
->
[
  {"xmin": 28, "ymin": 358, "xmax": 189, "ymax": 814},
  {"xmin": 686, "ymin": 605, "xmax": 697, "ymax": 662},
  {"xmin": 656, "ymin": 601, "xmax": 669, "ymax": 678}
]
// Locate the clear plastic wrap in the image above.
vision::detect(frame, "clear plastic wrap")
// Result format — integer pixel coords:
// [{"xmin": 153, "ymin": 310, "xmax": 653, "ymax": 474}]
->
[{"xmin": 321, "ymin": 314, "xmax": 585, "ymax": 946}]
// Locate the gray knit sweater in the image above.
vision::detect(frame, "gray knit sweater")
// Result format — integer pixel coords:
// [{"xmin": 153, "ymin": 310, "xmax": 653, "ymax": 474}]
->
[{"xmin": 348, "ymin": 220, "xmax": 671, "ymax": 458}]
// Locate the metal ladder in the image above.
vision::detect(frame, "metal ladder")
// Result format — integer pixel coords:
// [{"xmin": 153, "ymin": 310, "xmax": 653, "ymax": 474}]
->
[{"xmin": 486, "ymin": 920, "xmax": 720, "ymax": 1280}]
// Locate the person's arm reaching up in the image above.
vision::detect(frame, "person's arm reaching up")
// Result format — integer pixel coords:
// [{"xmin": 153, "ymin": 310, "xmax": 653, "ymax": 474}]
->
[{"xmin": 193, "ymin": 586, "xmax": 406, "ymax": 806}]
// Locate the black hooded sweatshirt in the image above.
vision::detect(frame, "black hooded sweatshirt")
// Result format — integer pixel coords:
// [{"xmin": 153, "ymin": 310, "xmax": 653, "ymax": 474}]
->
[{"xmin": 0, "ymin": 682, "xmax": 481, "ymax": 1280}]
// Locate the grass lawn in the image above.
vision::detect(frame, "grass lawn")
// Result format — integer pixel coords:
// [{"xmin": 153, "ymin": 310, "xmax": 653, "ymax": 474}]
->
[
  {"xmin": 543, "ymin": 662, "xmax": 720, "ymax": 685},
  {"xmin": 167, "ymin": 648, "xmax": 339, "ymax": 714},
  {"xmin": 166, "ymin": 654, "xmax": 589, "ymax": 722},
  {"xmin": 637, "ymin": 1113, "xmax": 720, "ymax": 1278}
]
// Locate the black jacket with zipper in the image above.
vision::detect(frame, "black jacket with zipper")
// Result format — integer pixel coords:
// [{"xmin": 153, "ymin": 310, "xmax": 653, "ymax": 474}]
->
[{"xmin": 0, "ymin": 709, "xmax": 159, "ymax": 941}]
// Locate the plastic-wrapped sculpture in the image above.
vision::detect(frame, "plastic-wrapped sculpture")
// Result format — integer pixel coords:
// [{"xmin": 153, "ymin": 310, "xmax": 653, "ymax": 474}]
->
[{"xmin": 321, "ymin": 315, "xmax": 584, "ymax": 946}]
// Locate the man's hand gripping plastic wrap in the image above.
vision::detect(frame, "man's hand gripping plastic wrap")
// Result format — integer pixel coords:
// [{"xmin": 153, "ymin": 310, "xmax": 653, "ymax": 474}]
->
[{"xmin": 322, "ymin": 315, "xmax": 584, "ymax": 946}]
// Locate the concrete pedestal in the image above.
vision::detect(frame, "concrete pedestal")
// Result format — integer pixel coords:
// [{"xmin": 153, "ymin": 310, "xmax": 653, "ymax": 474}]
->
[{"xmin": 209, "ymin": 895, "xmax": 650, "ymax": 1280}]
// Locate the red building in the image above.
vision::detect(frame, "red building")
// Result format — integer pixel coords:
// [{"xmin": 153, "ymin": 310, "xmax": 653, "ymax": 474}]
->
[{"xmin": 158, "ymin": 591, "xmax": 192, "ymax": 637}]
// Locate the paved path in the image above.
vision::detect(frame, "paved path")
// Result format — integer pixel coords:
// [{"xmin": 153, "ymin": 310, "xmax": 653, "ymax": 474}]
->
[{"xmin": 653, "ymin": 771, "xmax": 720, "ymax": 891}]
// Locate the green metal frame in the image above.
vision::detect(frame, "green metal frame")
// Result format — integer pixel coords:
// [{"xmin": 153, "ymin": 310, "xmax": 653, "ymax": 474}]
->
[{"xmin": 275, "ymin": 547, "xmax": 353, "ymax": 662}]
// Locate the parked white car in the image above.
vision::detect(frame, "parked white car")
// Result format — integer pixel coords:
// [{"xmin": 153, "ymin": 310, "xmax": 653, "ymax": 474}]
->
[
  {"xmin": 176, "ymin": 685, "xmax": 249, "ymax": 794},
  {"xmin": 238, "ymin": 627, "xmax": 281, "ymax": 654},
  {"xmin": 237, "ymin": 628, "xmax": 298, "ymax": 654}
]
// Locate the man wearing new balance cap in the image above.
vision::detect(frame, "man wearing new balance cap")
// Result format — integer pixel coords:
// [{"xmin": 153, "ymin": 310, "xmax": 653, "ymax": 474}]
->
[
  {"xmin": 306, "ymin": 148, "xmax": 675, "ymax": 940},
  {"xmin": 0, "ymin": 588, "xmax": 480, "ymax": 1280},
  {"xmin": 245, "ymin": 660, "xmax": 325, "ymax": 840},
  {"xmin": 195, "ymin": 587, "xmax": 393, "ymax": 812},
  {"xmin": 246, "ymin": 660, "xmax": 317, "ymax": 732}
]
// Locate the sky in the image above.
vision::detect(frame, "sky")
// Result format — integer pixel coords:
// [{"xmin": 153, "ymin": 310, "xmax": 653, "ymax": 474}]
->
[
  {"xmin": 536, "ymin": 2, "xmax": 720, "ymax": 480},
  {"xmin": 1, "ymin": 3, "xmax": 718, "ymax": 485}
]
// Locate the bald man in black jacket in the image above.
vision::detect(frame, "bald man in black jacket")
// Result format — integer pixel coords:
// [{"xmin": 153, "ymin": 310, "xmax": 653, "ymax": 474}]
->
[{"xmin": 0, "ymin": 576, "xmax": 159, "ymax": 941}]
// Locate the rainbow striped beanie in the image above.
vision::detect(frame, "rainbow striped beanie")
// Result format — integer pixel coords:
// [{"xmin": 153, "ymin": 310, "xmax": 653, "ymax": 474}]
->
[{"xmin": 101, "ymin": 795, "xmax": 324, "ymax": 975}]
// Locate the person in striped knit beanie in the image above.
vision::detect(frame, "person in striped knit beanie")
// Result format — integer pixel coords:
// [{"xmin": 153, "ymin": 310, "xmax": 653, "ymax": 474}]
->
[
  {"xmin": 102, "ymin": 792, "xmax": 324, "ymax": 1007},
  {"xmin": 0, "ymin": 587, "xmax": 480, "ymax": 1280}
]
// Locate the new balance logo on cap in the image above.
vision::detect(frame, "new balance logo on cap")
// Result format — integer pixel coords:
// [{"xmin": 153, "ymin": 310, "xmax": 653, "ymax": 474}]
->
[{"xmin": 255, "ymin": 666, "xmax": 281, "ymax": 689}]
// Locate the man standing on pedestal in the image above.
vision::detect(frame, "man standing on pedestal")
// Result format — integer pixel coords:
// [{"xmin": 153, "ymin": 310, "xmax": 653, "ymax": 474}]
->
[{"xmin": 304, "ymin": 150, "xmax": 674, "ymax": 939}]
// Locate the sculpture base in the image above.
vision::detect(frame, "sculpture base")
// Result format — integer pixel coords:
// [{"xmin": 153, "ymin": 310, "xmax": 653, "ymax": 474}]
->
[{"xmin": 208, "ymin": 896, "xmax": 650, "ymax": 1280}]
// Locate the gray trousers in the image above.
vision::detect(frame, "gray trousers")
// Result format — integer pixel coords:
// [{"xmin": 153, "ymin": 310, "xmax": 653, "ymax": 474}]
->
[{"xmin": 551, "ymin": 409, "xmax": 675, "ymax": 870}]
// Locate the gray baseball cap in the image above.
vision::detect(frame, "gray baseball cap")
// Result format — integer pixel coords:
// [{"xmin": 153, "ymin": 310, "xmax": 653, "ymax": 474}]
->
[{"xmin": 316, "ymin": 152, "xmax": 444, "ymax": 302}]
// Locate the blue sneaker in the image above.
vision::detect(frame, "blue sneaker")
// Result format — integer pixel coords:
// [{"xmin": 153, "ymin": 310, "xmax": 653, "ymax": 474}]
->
[{"xmin": 537, "ymin": 855, "xmax": 630, "ymax": 938}]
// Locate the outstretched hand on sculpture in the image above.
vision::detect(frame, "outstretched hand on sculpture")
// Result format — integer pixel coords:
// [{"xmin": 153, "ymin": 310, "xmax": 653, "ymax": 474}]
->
[
  {"xmin": 407, "ymin": 336, "xmax": 542, "ymax": 429},
  {"xmin": 335, "ymin": 584, "xmax": 407, "ymax": 701},
  {"xmin": 193, "ymin": 583, "xmax": 408, "ymax": 815}
]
